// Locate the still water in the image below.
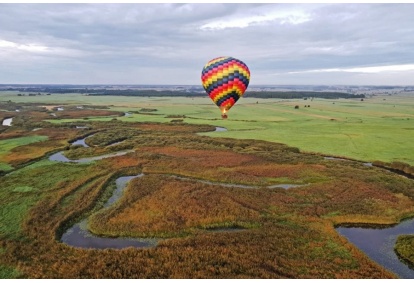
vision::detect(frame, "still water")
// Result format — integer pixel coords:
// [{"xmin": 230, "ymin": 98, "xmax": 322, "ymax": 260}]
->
[
  {"xmin": 215, "ymin": 126, "xmax": 227, "ymax": 132},
  {"xmin": 49, "ymin": 151, "xmax": 131, "ymax": 163},
  {"xmin": 71, "ymin": 135, "xmax": 90, "ymax": 147},
  {"xmin": 49, "ymin": 135, "xmax": 131, "ymax": 163},
  {"xmin": 2, "ymin": 117, "xmax": 13, "ymax": 126},
  {"xmin": 336, "ymin": 219, "xmax": 414, "ymax": 278}
]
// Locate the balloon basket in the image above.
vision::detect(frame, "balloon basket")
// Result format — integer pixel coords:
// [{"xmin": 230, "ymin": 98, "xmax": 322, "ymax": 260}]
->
[{"xmin": 221, "ymin": 114, "xmax": 228, "ymax": 119}]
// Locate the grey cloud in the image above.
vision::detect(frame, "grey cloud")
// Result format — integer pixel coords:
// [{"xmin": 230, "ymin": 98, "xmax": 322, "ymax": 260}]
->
[{"xmin": 0, "ymin": 3, "xmax": 413, "ymax": 85}]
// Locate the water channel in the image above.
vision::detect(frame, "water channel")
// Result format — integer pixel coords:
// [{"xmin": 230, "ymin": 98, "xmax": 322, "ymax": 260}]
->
[
  {"xmin": 61, "ymin": 174, "xmax": 158, "ymax": 249},
  {"xmin": 53, "ymin": 127, "xmax": 414, "ymax": 277},
  {"xmin": 71, "ymin": 136, "xmax": 90, "ymax": 147},
  {"xmin": 48, "ymin": 133, "xmax": 132, "ymax": 163},
  {"xmin": 49, "ymin": 151, "xmax": 132, "ymax": 163}
]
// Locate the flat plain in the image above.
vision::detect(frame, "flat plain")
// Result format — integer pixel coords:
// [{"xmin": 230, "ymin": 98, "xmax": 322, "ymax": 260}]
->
[
  {"xmin": 2, "ymin": 91, "xmax": 413, "ymax": 165},
  {"xmin": 1, "ymin": 91, "xmax": 414, "ymax": 279}
]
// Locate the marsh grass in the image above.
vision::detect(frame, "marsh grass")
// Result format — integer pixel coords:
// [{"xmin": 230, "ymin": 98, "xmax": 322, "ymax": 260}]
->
[
  {"xmin": 0, "ymin": 198, "xmax": 35, "ymax": 239},
  {"xmin": 395, "ymin": 235, "xmax": 414, "ymax": 268},
  {"xmin": 0, "ymin": 163, "xmax": 13, "ymax": 172},
  {"xmin": 0, "ymin": 160, "xmax": 95, "ymax": 239},
  {"xmin": 0, "ymin": 265, "xmax": 21, "ymax": 279}
]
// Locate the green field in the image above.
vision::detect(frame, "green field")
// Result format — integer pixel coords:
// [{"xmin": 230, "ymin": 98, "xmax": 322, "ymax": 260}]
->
[
  {"xmin": 0, "ymin": 136, "xmax": 49, "ymax": 155},
  {"xmin": 0, "ymin": 136, "xmax": 49, "ymax": 170},
  {"xmin": 1, "ymin": 91, "xmax": 413, "ymax": 165}
]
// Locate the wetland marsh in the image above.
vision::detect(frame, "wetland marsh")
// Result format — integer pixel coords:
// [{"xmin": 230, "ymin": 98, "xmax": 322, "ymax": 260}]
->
[{"xmin": 0, "ymin": 92, "xmax": 413, "ymax": 278}]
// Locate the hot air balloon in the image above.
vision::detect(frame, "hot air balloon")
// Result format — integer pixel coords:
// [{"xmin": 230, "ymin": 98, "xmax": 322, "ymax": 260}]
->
[{"xmin": 201, "ymin": 56, "xmax": 250, "ymax": 119}]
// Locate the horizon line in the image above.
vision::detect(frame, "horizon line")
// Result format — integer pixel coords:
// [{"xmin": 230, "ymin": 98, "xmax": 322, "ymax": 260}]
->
[{"xmin": 1, "ymin": 83, "xmax": 414, "ymax": 87}]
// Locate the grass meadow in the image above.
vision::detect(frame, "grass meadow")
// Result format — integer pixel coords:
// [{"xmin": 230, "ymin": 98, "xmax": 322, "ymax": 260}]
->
[
  {"xmin": 0, "ymin": 136, "xmax": 48, "ymax": 170},
  {"xmin": 2, "ymin": 91, "xmax": 413, "ymax": 165}
]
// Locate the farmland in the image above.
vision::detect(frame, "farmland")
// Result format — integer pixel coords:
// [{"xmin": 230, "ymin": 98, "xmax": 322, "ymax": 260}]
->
[{"xmin": 0, "ymin": 91, "xmax": 414, "ymax": 278}]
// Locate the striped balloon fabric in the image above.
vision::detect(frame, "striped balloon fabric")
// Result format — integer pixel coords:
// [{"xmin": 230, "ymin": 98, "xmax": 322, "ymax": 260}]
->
[{"xmin": 201, "ymin": 57, "xmax": 250, "ymax": 117}]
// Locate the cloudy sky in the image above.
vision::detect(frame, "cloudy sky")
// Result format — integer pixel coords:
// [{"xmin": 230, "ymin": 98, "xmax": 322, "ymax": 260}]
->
[{"xmin": 1, "ymin": 3, "xmax": 414, "ymax": 85}]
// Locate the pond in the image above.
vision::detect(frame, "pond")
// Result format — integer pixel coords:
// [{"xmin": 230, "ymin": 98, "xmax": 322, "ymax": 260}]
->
[
  {"xmin": 2, "ymin": 117, "xmax": 13, "ymax": 126},
  {"xmin": 215, "ymin": 126, "xmax": 227, "ymax": 132},
  {"xmin": 71, "ymin": 136, "xmax": 90, "ymax": 147},
  {"xmin": 336, "ymin": 219, "xmax": 414, "ymax": 278}
]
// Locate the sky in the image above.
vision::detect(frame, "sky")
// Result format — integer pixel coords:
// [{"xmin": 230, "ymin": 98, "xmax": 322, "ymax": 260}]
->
[{"xmin": 1, "ymin": 2, "xmax": 414, "ymax": 85}]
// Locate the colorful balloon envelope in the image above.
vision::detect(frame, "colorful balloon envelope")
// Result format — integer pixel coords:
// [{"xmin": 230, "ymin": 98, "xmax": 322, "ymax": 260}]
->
[{"xmin": 201, "ymin": 56, "xmax": 250, "ymax": 119}]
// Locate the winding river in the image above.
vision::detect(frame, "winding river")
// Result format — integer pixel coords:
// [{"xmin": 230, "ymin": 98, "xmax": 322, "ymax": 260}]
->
[
  {"xmin": 61, "ymin": 174, "xmax": 158, "ymax": 249},
  {"xmin": 53, "ymin": 127, "xmax": 414, "ymax": 277},
  {"xmin": 56, "ymin": 127, "xmax": 305, "ymax": 250},
  {"xmin": 52, "ymin": 131, "xmax": 156, "ymax": 248}
]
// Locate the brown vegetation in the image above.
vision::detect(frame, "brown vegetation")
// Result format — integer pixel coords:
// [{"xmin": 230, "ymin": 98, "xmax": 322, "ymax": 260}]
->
[
  {"xmin": 373, "ymin": 160, "xmax": 414, "ymax": 177},
  {"xmin": 89, "ymin": 175, "xmax": 262, "ymax": 237}
]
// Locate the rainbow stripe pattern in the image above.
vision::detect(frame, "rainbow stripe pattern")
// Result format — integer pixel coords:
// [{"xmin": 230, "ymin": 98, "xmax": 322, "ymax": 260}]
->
[{"xmin": 201, "ymin": 56, "xmax": 250, "ymax": 112}]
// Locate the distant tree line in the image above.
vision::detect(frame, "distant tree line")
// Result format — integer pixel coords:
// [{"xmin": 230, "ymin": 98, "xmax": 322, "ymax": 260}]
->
[
  {"xmin": 4, "ymin": 86, "xmax": 365, "ymax": 99},
  {"xmin": 87, "ymin": 89, "xmax": 365, "ymax": 99},
  {"xmin": 245, "ymin": 91, "xmax": 365, "ymax": 99},
  {"xmin": 88, "ymin": 89, "xmax": 205, "ymax": 97},
  {"xmin": 87, "ymin": 89, "xmax": 364, "ymax": 99}
]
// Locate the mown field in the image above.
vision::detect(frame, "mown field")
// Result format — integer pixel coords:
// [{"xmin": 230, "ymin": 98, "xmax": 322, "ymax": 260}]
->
[
  {"xmin": 1, "ymin": 91, "xmax": 413, "ymax": 165},
  {"xmin": 0, "ymin": 93, "xmax": 414, "ymax": 278}
]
